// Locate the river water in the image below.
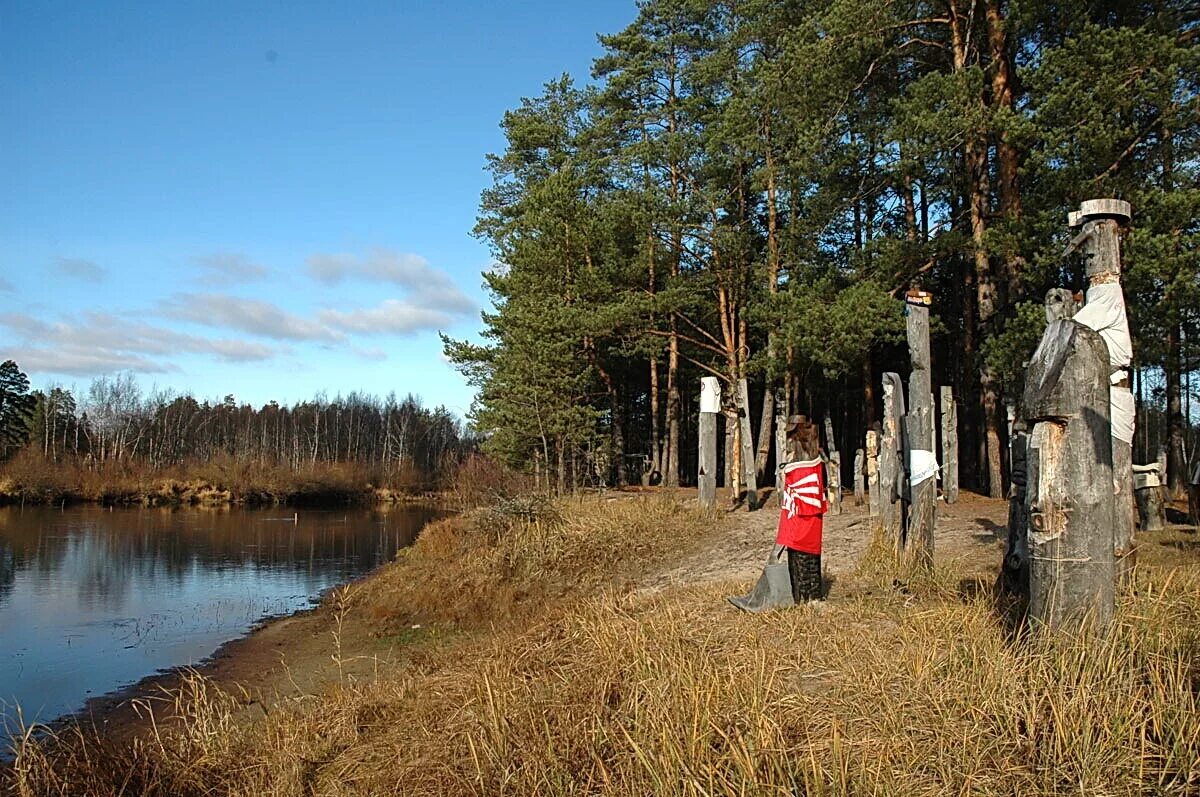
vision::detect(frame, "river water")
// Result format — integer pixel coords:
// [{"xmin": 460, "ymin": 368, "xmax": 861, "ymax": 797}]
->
[{"xmin": 0, "ymin": 504, "xmax": 442, "ymax": 733}]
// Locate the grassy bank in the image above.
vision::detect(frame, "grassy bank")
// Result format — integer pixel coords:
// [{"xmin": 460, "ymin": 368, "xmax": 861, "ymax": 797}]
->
[
  {"xmin": 6, "ymin": 495, "xmax": 1199, "ymax": 796},
  {"xmin": 0, "ymin": 451, "xmax": 443, "ymax": 508}
]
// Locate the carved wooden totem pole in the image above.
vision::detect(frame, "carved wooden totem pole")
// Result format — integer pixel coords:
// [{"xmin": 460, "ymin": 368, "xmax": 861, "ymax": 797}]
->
[{"xmin": 1022, "ymin": 298, "xmax": 1116, "ymax": 631}]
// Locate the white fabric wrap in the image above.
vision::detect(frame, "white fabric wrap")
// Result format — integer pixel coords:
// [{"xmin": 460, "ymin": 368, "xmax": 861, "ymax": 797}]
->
[
  {"xmin": 1073, "ymin": 283, "xmax": 1132, "ymax": 376},
  {"xmin": 908, "ymin": 449, "xmax": 939, "ymax": 486},
  {"xmin": 1074, "ymin": 282, "xmax": 1135, "ymax": 444},
  {"xmin": 699, "ymin": 377, "xmax": 721, "ymax": 414},
  {"xmin": 1110, "ymin": 386, "xmax": 1135, "ymax": 445}
]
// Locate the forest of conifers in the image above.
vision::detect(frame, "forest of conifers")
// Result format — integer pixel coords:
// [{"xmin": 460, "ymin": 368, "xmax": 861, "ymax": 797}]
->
[
  {"xmin": 0, "ymin": 362, "xmax": 471, "ymax": 487},
  {"xmin": 445, "ymin": 0, "xmax": 1199, "ymax": 498}
]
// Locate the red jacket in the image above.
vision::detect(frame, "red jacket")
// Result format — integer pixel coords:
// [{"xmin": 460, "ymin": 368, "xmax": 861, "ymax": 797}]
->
[{"xmin": 776, "ymin": 458, "xmax": 826, "ymax": 554}]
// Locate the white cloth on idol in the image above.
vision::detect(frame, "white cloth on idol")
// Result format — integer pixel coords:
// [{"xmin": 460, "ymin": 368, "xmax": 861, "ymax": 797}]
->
[
  {"xmin": 699, "ymin": 377, "xmax": 721, "ymax": 414},
  {"xmin": 1074, "ymin": 282, "xmax": 1135, "ymax": 444},
  {"xmin": 1110, "ymin": 386, "xmax": 1135, "ymax": 445},
  {"xmin": 1073, "ymin": 283, "xmax": 1132, "ymax": 378},
  {"xmin": 908, "ymin": 449, "xmax": 939, "ymax": 486}
]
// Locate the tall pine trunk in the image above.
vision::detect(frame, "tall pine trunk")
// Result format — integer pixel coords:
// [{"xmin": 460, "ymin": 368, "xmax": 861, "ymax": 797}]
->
[
  {"xmin": 1167, "ymin": 317, "xmax": 1187, "ymax": 498},
  {"xmin": 756, "ymin": 145, "xmax": 781, "ymax": 481},
  {"xmin": 954, "ymin": 0, "xmax": 1004, "ymax": 498},
  {"xmin": 988, "ymin": 0, "xmax": 1021, "ymax": 233},
  {"xmin": 649, "ymin": 358, "xmax": 661, "ymax": 476},
  {"xmin": 642, "ymin": 129, "xmax": 662, "ymax": 479}
]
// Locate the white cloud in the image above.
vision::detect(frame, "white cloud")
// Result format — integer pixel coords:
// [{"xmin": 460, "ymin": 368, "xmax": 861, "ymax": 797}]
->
[
  {"xmin": 0, "ymin": 345, "xmax": 170, "ymax": 375},
  {"xmin": 0, "ymin": 311, "xmax": 277, "ymax": 376},
  {"xmin": 305, "ymin": 249, "xmax": 475, "ymax": 314},
  {"xmin": 160, "ymin": 293, "xmax": 342, "ymax": 342},
  {"xmin": 349, "ymin": 344, "xmax": 388, "ymax": 362},
  {"xmin": 195, "ymin": 252, "xmax": 270, "ymax": 283},
  {"xmin": 305, "ymin": 253, "xmax": 359, "ymax": 284},
  {"xmin": 319, "ymin": 300, "xmax": 453, "ymax": 335},
  {"xmin": 54, "ymin": 257, "xmax": 107, "ymax": 282},
  {"xmin": 201, "ymin": 338, "xmax": 278, "ymax": 362}
]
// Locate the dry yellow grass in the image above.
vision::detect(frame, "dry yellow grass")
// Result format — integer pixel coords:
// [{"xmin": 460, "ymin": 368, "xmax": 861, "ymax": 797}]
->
[{"xmin": 6, "ymin": 495, "xmax": 1199, "ymax": 796}]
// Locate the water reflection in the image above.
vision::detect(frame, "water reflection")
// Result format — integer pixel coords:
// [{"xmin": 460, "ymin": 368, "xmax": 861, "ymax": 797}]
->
[{"xmin": 0, "ymin": 505, "xmax": 440, "ymax": 730}]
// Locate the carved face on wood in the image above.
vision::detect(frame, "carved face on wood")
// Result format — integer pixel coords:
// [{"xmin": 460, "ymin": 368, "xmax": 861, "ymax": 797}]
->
[{"xmin": 785, "ymin": 414, "xmax": 821, "ymax": 461}]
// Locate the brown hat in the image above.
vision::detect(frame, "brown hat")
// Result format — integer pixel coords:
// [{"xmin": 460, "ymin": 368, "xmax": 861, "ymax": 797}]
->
[{"xmin": 785, "ymin": 415, "xmax": 804, "ymax": 432}]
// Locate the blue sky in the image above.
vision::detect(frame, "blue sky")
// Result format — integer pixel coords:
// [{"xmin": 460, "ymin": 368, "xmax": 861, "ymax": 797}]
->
[{"xmin": 0, "ymin": 1, "xmax": 633, "ymax": 418}]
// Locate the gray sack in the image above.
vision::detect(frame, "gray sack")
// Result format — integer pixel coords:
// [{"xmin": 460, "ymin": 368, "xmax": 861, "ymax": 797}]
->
[{"xmin": 728, "ymin": 544, "xmax": 795, "ymax": 612}]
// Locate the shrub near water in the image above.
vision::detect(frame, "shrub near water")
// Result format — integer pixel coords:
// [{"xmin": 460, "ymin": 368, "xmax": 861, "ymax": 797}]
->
[
  {"xmin": 0, "ymin": 451, "xmax": 435, "ymax": 506},
  {"xmin": 6, "ymin": 496, "xmax": 1200, "ymax": 796}
]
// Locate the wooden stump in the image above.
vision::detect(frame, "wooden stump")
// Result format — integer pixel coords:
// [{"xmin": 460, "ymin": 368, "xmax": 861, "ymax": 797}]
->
[
  {"xmin": 1023, "ymin": 317, "xmax": 1115, "ymax": 632},
  {"xmin": 1133, "ymin": 464, "xmax": 1165, "ymax": 531}
]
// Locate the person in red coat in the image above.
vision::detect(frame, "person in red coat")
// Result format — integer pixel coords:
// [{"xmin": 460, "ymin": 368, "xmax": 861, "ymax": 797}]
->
[{"xmin": 778, "ymin": 418, "xmax": 827, "ymax": 602}]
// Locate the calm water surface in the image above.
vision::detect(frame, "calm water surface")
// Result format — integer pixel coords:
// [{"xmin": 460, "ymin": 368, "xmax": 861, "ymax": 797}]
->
[{"xmin": 0, "ymin": 504, "xmax": 442, "ymax": 731}]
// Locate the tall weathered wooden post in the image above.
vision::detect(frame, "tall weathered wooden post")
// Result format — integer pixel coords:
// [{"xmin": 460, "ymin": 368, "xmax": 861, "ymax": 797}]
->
[
  {"xmin": 737, "ymin": 378, "xmax": 759, "ymax": 510},
  {"xmin": 940, "ymin": 387, "xmax": 958, "ymax": 504},
  {"xmin": 866, "ymin": 428, "xmax": 880, "ymax": 518},
  {"xmin": 824, "ymin": 415, "xmax": 842, "ymax": 515},
  {"xmin": 880, "ymin": 373, "xmax": 906, "ymax": 546},
  {"xmin": 853, "ymin": 448, "xmax": 865, "ymax": 505},
  {"xmin": 698, "ymin": 377, "xmax": 720, "ymax": 508},
  {"xmin": 773, "ymin": 386, "xmax": 787, "ymax": 502},
  {"xmin": 1023, "ymin": 313, "xmax": 1116, "ymax": 632},
  {"xmin": 1068, "ymin": 199, "xmax": 1135, "ymax": 579},
  {"xmin": 905, "ymin": 290, "xmax": 936, "ymax": 565}
]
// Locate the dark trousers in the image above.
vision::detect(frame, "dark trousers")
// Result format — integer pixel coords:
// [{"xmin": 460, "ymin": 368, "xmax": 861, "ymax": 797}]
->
[{"xmin": 787, "ymin": 549, "xmax": 822, "ymax": 602}]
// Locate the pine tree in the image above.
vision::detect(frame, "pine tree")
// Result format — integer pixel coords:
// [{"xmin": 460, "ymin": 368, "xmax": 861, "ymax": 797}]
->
[{"xmin": 0, "ymin": 360, "xmax": 34, "ymax": 459}]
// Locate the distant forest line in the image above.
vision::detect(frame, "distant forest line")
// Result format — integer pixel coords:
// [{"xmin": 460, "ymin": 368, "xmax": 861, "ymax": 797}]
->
[
  {"xmin": 445, "ymin": 0, "xmax": 1200, "ymax": 496},
  {"xmin": 0, "ymin": 360, "xmax": 475, "ymax": 502}
]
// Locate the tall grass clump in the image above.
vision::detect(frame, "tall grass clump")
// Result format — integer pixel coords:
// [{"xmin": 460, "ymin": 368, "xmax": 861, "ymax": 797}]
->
[{"xmin": 354, "ymin": 493, "xmax": 704, "ymax": 630}]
